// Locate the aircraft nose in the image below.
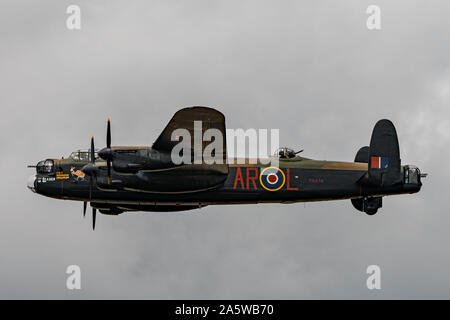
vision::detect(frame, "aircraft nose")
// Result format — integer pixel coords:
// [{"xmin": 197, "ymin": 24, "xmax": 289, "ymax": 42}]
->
[{"xmin": 27, "ymin": 174, "xmax": 36, "ymax": 193}]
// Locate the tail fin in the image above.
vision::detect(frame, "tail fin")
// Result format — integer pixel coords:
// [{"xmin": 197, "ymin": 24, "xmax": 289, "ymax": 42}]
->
[
  {"xmin": 368, "ymin": 119, "xmax": 402, "ymax": 186},
  {"xmin": 354, "ymin": 146, "xmax": 369, "ymax": 163}
]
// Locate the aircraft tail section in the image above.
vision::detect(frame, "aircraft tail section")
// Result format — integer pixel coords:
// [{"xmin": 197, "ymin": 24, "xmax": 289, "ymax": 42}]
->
[
  {"xmin": 354, "ymin": 146, "xmax": 369, "ymax": 163},
  {"xmin": 367, "ymin": 119, "xmax": 402, "ymax": 186},
  {"xmin": 351, "ymin": 119, "xmax": 402, "ymax": 215}
]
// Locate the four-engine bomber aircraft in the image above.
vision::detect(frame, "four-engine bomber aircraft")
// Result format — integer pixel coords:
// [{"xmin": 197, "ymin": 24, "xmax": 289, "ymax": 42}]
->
[{"xmin": 27, "ymin": 107, "xmax": 425, "ymax": 229}]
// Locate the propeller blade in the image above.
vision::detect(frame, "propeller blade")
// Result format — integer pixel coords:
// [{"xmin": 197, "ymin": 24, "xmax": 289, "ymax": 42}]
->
[
  {"xmin": 107, "ymin": 118, "xmax": 112, "ymax": 184},
  {"xmin": 92, "ymin": 208, "xmax": 97, "ymax": 230},
  {"xmin": 81, "ymin": 136, "xmax": 96, "ymax": 200},
  {"xmin": 83, "ymin": 201, "xmax": 87, "ymax": 218},
  {"xmin": 107, "ymin": 118, "xmax": 111, "ymax": 149},
  {"xmin": 90, "ymin": 136, "xmax": 95, "ymax": 164}
]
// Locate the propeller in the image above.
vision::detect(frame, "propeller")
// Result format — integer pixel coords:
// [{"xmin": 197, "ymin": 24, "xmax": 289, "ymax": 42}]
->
[
  {"xmin": 81, "ymin": 136, "xmax": 99, "ymax": 230},
  {"xmin": 88, "ymin": 136, "xmax": 95, "ymax": 200},
  {"xmin": 93, "ymin": 208, "xmax": 97, "ymax": 230},
  {"xmin": 82, "ymin": 119, "xmax": 113, "ymax": 229},
  {"xmin": 98, "ymin": 118, "xmax": 113, "ymax": 184},
  {"xmin": 106, "ymin": 118, "xmax": 111, "ymax": 184}
]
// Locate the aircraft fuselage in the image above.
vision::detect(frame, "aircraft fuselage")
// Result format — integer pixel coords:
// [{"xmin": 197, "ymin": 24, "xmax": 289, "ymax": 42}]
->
[{"xmin": 29, "ymin": 156, "xmax": 421, "ymax": 212}]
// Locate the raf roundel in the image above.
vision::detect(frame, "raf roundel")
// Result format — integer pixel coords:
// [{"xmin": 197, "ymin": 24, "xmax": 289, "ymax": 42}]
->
[{"xmin": 259, "ymin": 167, "xmax": 286, "ymax": 191}]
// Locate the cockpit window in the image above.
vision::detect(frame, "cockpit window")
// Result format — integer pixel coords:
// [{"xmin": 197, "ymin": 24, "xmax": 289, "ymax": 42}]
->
[{"xmin": 68, "ymin": 149, "xmax": 98, "ymax": 162}]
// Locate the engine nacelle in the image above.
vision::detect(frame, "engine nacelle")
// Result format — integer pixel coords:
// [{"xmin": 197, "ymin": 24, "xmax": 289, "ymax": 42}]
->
[{"xmin": 102, "ymin": 148, "xmax": 175, "ymax": 174}]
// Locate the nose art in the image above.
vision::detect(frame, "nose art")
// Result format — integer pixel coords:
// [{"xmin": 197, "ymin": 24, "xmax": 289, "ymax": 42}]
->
[{"xmin": 27, "ymin": 174, "xmax": 36, "ymax": 193}]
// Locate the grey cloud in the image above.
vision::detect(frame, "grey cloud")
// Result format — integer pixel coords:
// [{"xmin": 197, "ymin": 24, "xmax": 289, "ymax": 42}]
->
[{"xmin": 1, "ymin": 0, "xmax": 449, "ymax": 298}]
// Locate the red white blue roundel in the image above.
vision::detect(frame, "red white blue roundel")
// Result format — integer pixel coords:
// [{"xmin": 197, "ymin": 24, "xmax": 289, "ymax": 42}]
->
[{"xmin": 259, "ymin": 167, "xmax": 286, "ymax": 191}]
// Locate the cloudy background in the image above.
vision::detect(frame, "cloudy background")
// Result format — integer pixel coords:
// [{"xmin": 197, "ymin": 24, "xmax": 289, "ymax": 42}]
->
[{"xmin": 0, "ymin": 0, "xmax": 449, "ymax": 299}]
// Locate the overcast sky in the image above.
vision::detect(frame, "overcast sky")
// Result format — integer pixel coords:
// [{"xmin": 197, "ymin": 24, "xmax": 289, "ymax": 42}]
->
[{"xmin": 1, "ymin": 0, "xmax": 449, "ymax": 299}]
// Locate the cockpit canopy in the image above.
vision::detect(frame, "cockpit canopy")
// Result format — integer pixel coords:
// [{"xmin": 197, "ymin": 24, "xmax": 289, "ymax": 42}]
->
[{"xmin": 68, "ymin": 149, "xmax": 99, "ymax": 162}]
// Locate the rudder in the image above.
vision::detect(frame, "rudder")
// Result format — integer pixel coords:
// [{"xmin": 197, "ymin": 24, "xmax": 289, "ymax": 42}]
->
[{"xmin": 368, "ymin": 119, "xmax": 402, "ymax": 186}]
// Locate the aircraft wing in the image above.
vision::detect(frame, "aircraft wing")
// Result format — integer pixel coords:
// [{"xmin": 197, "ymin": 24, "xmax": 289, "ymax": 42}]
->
[{"xmin": 152, "ymin": 106, "xmax": 227, "ymax": 163}]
